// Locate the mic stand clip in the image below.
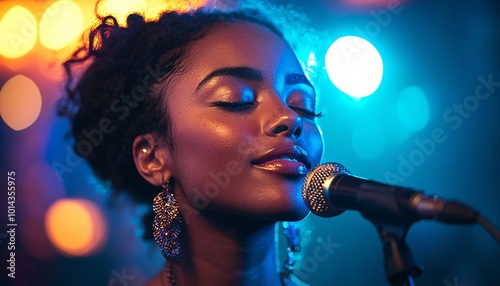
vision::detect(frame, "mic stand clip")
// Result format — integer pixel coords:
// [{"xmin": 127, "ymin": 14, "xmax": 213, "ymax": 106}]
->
[{"xmin": 376, "ymin": 224, "xmax": 423, "ymax": 286}]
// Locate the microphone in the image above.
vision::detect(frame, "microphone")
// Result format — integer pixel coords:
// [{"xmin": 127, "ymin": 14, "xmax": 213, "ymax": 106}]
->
[{"xmin": 302, "ymin": 163, "xmax": 478, "ymax": 225}]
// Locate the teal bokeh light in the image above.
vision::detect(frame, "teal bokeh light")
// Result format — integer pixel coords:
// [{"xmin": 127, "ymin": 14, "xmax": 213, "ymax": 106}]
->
[{"xmin": 397, "ymin": 86, "xmax": 430, "ymax": 132}]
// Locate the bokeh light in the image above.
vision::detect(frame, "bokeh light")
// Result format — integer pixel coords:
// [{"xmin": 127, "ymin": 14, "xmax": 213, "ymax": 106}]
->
[
  {"xmin": 45, "ymin": 199, "xmax": 108, "ymax": 256},
  {"xmin": 0, "ymin": 0, "xmax": 497, "ymax": 285},
  {"xmin": 96, "ymin": 0, "xmax": 210, "ymax": 23},
  {"xmin": 146, "ymin": 0, "xmax": 210, "ymax": 17},
  {"xmin": 96, "ymin": 0, "xmax": 147, "ymax": 26},
  {"xmin": 0, "ymin": 74, "xmax": 42, "ymax": 131},
  {"xmin": 325, "ymin": 36, "xmax": 383, "ymax": 98},
  {"xmin": 352, "ymin": 116, "xmax": 386, "ymax": 160},
  {"xmin": 0, "ymin": 5, "xmax": 37, "ymax": 59},
  {"xmin": 397, "ymin": 85, "xmax": 429, "ymax": 132},
  {"xmin": 39, "ymin": 0, "xmax": 84, "ymax": 51}
]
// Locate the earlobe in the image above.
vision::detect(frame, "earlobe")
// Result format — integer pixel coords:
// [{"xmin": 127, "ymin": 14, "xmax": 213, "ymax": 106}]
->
[{"xmin": 132, "ymin": 134, "xmax": 171, "ymax": 186}]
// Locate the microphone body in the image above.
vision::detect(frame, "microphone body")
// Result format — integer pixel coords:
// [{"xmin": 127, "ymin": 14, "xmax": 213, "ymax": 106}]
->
[{"xmin": 302, "ymin": 163, "xmax": 477, "ymax": 225}]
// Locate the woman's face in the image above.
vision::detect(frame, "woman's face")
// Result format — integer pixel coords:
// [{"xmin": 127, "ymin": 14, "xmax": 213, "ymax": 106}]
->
[{"xmin": 165, "ymin": 21, "xmax": 323, "ymax": 221}]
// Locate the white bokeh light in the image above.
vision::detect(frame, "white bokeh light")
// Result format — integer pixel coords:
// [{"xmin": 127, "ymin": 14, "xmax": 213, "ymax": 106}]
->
[{"xmin": 325, "ymin": 36, "xmax": 383, "ymax": 98}]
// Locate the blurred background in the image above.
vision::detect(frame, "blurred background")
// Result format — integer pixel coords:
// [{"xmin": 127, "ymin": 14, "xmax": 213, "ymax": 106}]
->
[{"xmin": 1, "ymin": 0, "xmax": 499, "ymax": 285}]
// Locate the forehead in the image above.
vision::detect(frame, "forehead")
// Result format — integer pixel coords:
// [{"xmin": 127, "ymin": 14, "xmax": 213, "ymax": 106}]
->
[{"xmin": 184, "ymin": 21, "xmax": 302, "ymax": 79}]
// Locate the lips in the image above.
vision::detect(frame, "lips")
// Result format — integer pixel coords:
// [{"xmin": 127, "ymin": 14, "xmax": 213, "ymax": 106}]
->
[{"xmin": 251, "ymin": 145, "xmax": 311, "ymax": 176}]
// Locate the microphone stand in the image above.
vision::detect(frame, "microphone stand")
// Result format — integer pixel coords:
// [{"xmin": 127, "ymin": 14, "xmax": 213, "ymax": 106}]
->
[{"xmin": 375, "ymin": 223, "xmax": 423, "ymax": 286}]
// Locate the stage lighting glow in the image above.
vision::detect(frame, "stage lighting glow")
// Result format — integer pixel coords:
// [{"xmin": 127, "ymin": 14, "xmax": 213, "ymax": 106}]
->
[
  {"xmin": 384, "ymin": 105, "xmax": 411, "ymax": 143},
  {"xmin": 0, "ymin": 74, "xmax": 42, "ymax": 131},
  {"xmin": 325, "ymin": 36, "xmax": 383, "ymax": 98},
  {"xmin": 352, "ymin": 116, "xmax": 386, "ymax": 160},
  {"xmin": 96, "ymin": 0, "xmax": 147, "ymax": 26},
  {"xmin": 39, "ymin": 0, "xmax": 84, "ymax": 51},
  {"xmin": 146, "ymin": 0, "xmax": 209, "ymax": 18},
  {"xmin": 397, "ymin": 86, "xmax": 429, "ymax": 132},
  {"xmin": 45, "ymin": 199, "xmax": 107, "ymax": 256},
  {"xmin": 0, "ymin": 6, "xmax": 37, "ymax": 59}
]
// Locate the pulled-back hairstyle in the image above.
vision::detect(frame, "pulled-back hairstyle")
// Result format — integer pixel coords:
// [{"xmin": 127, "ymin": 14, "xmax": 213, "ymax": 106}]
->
[{"xmin": 58, "ymin": 5, "xmax": 291, "ymax": 240}]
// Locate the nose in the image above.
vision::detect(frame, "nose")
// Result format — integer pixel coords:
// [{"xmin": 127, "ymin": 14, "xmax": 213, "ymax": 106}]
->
[{"xmin": 263, "ymin": 105, "xmax": 303, "ymax": 138}]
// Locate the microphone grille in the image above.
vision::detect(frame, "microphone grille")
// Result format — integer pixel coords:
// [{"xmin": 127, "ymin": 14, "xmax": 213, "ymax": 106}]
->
[{"xmin": 302, "ymin": 163, "xmax": 350, "ymax": 217}]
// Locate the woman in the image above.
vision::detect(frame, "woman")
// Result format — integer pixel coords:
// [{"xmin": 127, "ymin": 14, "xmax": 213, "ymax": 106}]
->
[{"xmin": 58, "ymin": 2, "xmax": 323, "ymax": 285}]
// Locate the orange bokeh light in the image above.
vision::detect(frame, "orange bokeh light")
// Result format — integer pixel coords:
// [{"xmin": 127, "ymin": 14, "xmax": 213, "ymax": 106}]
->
[
  {"xmin": 45, "ymin": 199, "xmax": 108, "ymax": 257},
  {"xmin": 0, "ymin": 74, "xmax": 42, "ymax": 131}
]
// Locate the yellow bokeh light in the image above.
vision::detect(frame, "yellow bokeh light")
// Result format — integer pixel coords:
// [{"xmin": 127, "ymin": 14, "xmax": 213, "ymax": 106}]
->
[
  {"xmin": 0, "ymin": 74, "xmax": 42, "ymax": 131},
  {"xmin": 145, "ymin": 0, "xmax": 210, "ymax": 20},
  {"xmin": 96, "ymin": 0, "xmax": 210, "ymax": 24},
  {"xmin": 39, "ymin": 0, "xmax": 84, "ymax": 50},
  {"xmin": 96, "ymin": 0, "xmax": 147, "ymax": 26},
  {"xmin": 45, "ymin": 199, "xmax": 107, "ymax": 257},
  {"xmin": 0, "ymin": 5, "xmax": 37, "ymax": 59}
]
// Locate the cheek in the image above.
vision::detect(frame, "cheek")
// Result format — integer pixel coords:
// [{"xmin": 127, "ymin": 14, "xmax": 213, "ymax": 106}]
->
[
  {"xmin": 173, "ymin": 122, "xmax": 241, "ymax": 171},
  {"xmin": 304, "ymin": 123, "xmax": 324, "ymax": 165},
  {"xmin": 170, "ymin": 117, "xmax": 252, "ymax": 206}
]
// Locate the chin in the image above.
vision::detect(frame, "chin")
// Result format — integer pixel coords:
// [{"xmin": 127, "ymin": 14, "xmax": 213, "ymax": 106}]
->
[
  {"xmin": 267, "ymin": 189, "xmax": 311, "ymax": 221},
  {"xmin": 283, "ymin": 204, "xmax": 311, "ymax": 221},
  {"xmin": 206, "ymin": 187, "xmax": 311, "ymax": 223},
  {"xmin": 261, "ymin": 199, "xmax": 311, "ymax": 222}
]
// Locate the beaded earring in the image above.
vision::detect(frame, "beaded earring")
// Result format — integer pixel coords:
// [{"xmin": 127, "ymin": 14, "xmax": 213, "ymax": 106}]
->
[{"xmin": 152, "ymin": 181, "xmax": 183, "ymax": 262}]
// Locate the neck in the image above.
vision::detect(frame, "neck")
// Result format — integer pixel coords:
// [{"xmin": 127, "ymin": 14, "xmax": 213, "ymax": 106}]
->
[{"xmin": 171, "ymin": 208, "xmax": 282, "ymax": 286}]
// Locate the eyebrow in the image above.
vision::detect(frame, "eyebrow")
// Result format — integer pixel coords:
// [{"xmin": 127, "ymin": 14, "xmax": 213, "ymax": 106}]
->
[
  {"xmin": 195, "ymin": 66, "xmax": 313, "ymax": 90},
  {"xmin": 196, "ymin": 67, "xmax": 263, "ymax": 90},
  {"xmin": 285, "ymin": 73, "xmax": 313, "ymax": 89}
]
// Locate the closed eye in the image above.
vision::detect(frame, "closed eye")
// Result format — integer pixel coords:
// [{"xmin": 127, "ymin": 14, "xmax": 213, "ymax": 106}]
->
[
  {"xmin": 289, "ymin": 106, "xmax": 323, "ymax": 119},
  {"xmin": 211, "ymin": 101, "xmax": 255, "ymax": 111}
]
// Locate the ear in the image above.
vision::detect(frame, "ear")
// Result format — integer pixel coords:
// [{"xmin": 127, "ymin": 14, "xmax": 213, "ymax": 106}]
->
[{"xmin": 132, "ymin": 133, "xmax": 172, "ymax": 186}]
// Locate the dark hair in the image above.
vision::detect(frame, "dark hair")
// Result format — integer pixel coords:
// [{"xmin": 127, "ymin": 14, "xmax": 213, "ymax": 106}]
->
[{"xmin": 57, "ymin": 8, "xmax": 284, "ymax": 240}]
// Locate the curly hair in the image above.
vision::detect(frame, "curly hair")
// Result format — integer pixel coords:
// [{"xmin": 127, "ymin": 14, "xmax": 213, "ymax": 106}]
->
[{"xmin": 57, "ymin": 7, "xmax": 287, "ymax": 240}]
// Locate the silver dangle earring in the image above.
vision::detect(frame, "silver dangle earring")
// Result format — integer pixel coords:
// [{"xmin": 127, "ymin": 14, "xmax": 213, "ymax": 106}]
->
[{"xmin": 152, "ymin": 181, "xmax": 183, "ymax": 262}]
